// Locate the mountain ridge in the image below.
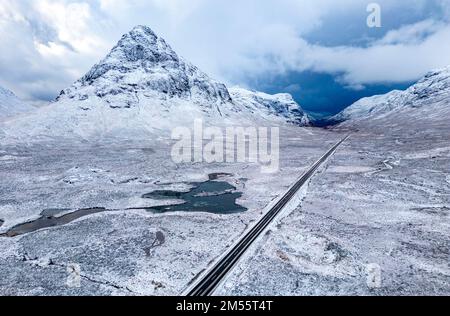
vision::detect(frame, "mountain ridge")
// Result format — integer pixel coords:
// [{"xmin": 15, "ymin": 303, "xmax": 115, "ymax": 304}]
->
[
  {"xmin": 0, "ymin": 86, "xmax": 34, "ymax": 121},
  {"xmin": 332, "ymin": 66, "xmax": 450, "ymax": 126}
]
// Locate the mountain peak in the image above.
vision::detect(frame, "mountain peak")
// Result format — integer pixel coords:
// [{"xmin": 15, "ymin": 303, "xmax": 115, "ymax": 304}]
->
[
  {"xmin": 79, "ymin": 25, "xmax": 179, "ymax": 85},
  {"xmin": 114, "ymin": 25, "xmax": 175, "ymax": 64},
  {"xmin": 60, "ymin": 25, "xmax": 231, "ymax": 107},
  {"xmin": 37, "ymin": 24, "xmax": 310, "ymax": 139},
  {"xmin": 130, "ymin": 24, "xmax": 157, "ymax": 34},
  {"xmin": 126, "ymin": 25, "xmax": 161, "ymax": 44}
]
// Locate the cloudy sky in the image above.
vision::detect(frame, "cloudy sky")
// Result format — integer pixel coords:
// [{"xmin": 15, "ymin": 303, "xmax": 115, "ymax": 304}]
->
[{"xmin": 1, "ymin": 0, "xmax": 450, "ymax": 113}]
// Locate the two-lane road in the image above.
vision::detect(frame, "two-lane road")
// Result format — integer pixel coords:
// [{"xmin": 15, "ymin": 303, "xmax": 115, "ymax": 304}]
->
[{"xmin": 186, "ymin": 134, "xmax": 350, "ymax": 296}]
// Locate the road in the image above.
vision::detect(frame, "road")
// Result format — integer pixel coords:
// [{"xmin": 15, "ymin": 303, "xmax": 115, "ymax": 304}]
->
[{"xmin": 185, "ymin": 134, "xmax": 351, "ymax": 296}]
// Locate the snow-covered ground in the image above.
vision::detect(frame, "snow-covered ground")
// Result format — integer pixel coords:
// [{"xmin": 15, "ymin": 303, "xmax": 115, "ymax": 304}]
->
[
  {"xmin": 218, "ymin": 72, "xmax": 450, "ymax": 296},
  {"xmin": 1, "ymin": 25, "xmax": 448, "ymax": 296},
  {"xmin": 0, "ymin": 127, "xmax": 341, "ymax": 295},
  {"xmin": 220, "ymin": 130, "xmax": 449, "ymax": 295},
  {"xmin": 0, "ymin": 25, "xmax": 320, "ymax": 295},
  {"xmin": 4, "ymin": 112, "xmax": 447, "ymax": 296}
]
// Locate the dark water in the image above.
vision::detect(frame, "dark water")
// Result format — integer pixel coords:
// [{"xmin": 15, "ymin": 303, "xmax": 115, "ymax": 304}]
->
[
  {"xmin": 139, "ymin": 180, "xmax": 246, "ymax": 214},
  {"xmin": 0, "ymin": 175, "xmax": 246, "ymax": 238},
  {"xmin": 0, "ymin": 208, "xmax": 107, "ymax": 238},
  {"xmin": 208, "ymin": 173, "xmax": 233, "ymax": 181}
]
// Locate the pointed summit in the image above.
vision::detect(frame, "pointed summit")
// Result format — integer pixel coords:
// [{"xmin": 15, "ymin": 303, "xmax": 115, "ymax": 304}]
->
[
  {"xmin": 1, "ymin": 25, "xmax": 311, "ymax": 142},
  {"xmin": 60, "ymin": 25, "xmax": 231, "ymax": 107},
  {"xmin": 129, "ymin": 25, "xmax": 158, "ymax": 36},
  {"xmin": 82, "ymin": 25, "xmax": 178, "ymax": 83}
]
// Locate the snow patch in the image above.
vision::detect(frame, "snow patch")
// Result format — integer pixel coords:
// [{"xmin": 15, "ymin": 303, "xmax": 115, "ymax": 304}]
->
[
  {"xmin": 405, "ymin": 147, "xmax": 450, "ymax": 159},
  {"xmin": 328, "ymin": 166, "xmax": 376, "ymax": 174}
]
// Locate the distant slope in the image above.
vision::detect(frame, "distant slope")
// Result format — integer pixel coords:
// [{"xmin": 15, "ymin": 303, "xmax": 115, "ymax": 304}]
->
[
  {"xmin": 0, "ymin": 86, "xmax": 33, "ymax": 120},
  {"xmin": 229, "ymin": 87, "xmax": 310, "ymax": 126},
  {"xmin": 332, "ymin": 66, "xmax": 450, "ymax": 129}
]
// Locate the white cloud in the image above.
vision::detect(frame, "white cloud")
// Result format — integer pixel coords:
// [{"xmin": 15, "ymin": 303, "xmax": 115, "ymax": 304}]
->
[
  {"xmin": 298, "ymin": 22, "xmax": 450, "ymax": 85},
  {"xmin": 376, "ymin": 19, "xmax": 445, "ymax": 45},
  {"xmin": 0, "ymin": 1, "xmax": 26, "ymax": 23},
  {"xmin": 32, "ymin": 0, "xmax": 105, "ymax": 55},
  {"xmin": 0, "ymin": 0, "xmax": 110, "ymax": 100},
  {"xmin": 0, "ymin": 0, "xmax": 449, "ymax": 101}
]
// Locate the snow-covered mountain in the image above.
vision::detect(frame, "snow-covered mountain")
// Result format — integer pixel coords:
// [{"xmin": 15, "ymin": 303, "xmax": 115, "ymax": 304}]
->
[
  {"xmin": 1, "ymin": 26, "xmax": 309, "ymax": 142},
  {"xmin": 0, "ymin": 86, "xmax": 33, "ymax": 120},
  {"xmin": 333, "ymin": 66, "xmax": 450, "ymax": 127},
  {"xmin": 229, "ymin": 87, "xmax": 310, "ymax": 126},
  {"xmin": 58, "ymin": 25, "xmax": 233, "ymax": 108}
]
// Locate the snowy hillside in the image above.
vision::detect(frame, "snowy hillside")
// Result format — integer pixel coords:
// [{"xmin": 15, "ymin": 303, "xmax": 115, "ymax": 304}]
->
[
  {"xmin": 0, "ymin": 26, "xmax": 309, "ymax": 142},
  {"xmin": 0, "ymin": 86, "xmax": 33, "ymax": 120},
  {"xmin": 333, "ymin": 66, "xmax": 450, "ymax": 126},
  {"xmin": 229, "ymin": 87, "xmax": 310, "ymax": 126},
  {"xmin": 58, "ymin": 25, "xmax": 232, "ymax": 108}
]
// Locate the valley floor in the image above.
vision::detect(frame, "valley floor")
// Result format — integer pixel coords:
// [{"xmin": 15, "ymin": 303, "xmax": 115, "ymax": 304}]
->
[
  {"xmin": 219, "ymin": 126, "xmax": 450, "ymax": 295},
  {"xmin": 0, "ymin": 127, "xmax": 340, "ymax": 295},
  {"xmin": 1, "ymin": 124, "xmax": 449, "ymax": 295}
]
